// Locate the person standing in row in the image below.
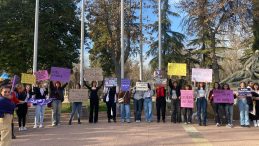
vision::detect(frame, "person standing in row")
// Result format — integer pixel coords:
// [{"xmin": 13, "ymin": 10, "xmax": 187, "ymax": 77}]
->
[
  {"xmin": 208, "ymin": 82, "xmax": 222, "ymax": 127},
  {"xmin": 14, "ymin": 84, "xmax": 28, "ymax": 131},
  {"xmin": 156, "ymin": 85, "xmax": 166, "ymax": 123},
  {"xmin": 181, "ymin": 85, "xmax": 194, "ymax": 124},
  {"xmin": 223, "ymin": 84, "xmax": 234, "ymax": 128},
  {"xmin": 169, "ymin": 79, "xmax": 181, "ymax": 123},
  {"xmin": 33, "ymin": 82, "xmax": 48, "ymax": 128},
  {"xmin": 133, "ymin": 85, "xmax": 144, "ymax": 123},
  {"xmin": 84, "ymin": 81, "xmax": 103, "ymax": 123},
  {"xmin": 118, "ymin": 89, "xmax": 131, "ymax": 123},
  {"xmin": 104, "ymin": 86, "xmax": 118, "ymax": 123},
  {"xmin": 194, "ymin": 81, "xmax": 209, "ymax": 126},
  {"xmin": 68, "ymin": 83, "xmax": 83, "ymax": 125},
  {"xmin": 0, "ymin": 85, "xmax": 16, "ymax": 146},
  {"xmin": 50, "ymin": 81, "xmax": 68, "ymax": 126},
  {"xmin": 143, "ymin": 83, "xmax": 154, "ymax": 123},
  {"xmin": 237, "ymin": 82, "xmax": 250, "ymax": 127},
  {"xmin": 251, "ymin": 83, "xmax": 259, "ymax": 127}
]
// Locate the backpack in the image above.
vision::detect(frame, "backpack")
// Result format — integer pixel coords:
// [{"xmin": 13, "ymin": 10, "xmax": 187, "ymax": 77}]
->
[{"xmin": 156, "ymin": 86, "xmax": 165, "ymax": 97}]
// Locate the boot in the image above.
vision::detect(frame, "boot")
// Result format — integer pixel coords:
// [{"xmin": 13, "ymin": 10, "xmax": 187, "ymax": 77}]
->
[
  {"xmin": 12, "ymin": 123, "xmax": 16, "ymax": 139},
  {"xmin": 78, "ymin": 118, "xmax": 81, "ymax": 124}
]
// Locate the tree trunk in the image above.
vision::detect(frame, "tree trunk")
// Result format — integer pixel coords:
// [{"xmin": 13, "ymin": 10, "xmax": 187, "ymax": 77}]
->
[{"xmin": 211, "ymin": 33, "xmax": 220, "ymax": 82}]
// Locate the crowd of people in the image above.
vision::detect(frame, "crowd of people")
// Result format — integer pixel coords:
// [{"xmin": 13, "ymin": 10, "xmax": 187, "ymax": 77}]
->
[{"xmin": 1, "ymin": 77, "xmax": 259, "ymax": 146}]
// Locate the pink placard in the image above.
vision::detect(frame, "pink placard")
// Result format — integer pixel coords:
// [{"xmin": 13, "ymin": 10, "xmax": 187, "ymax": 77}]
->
[
  {"xmin": 180, "ymin": 90, "xmax": 194, "ymax": 108},
  {"xmin": 191, "ymin": 68, "xmax": 212, "ymax": 82},
  {"xmin": 35, "ymin": 70, "xmax": 49, "ymax": 81},
  {"xmin": 213, "ymin": 90, "xmax": 234, "ymax": 104}
]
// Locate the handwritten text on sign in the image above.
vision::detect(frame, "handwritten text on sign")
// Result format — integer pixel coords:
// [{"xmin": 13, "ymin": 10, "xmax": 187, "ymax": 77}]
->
[
  {"xmin": 21, "ymin": 73, "xmax": 36, "ymax": 84},
  {"xmin": 105, "ymin": 78, "xmax": 117, "ymax": 87},
  {"xmin": 68, "ymin": 89, "xmax": 88, "ymax": 102},
  {"xmin": 121, "ymin": 79, "xmax": 131, "ymax": 91},
  {"xmin": 213, "ymin": 90, "xmax": 234, "ymax": 104},
  {"xmin": 136, "ymin": 82, "xmax": 148, "ymax": 91},
  {"xmin": 180, "ymin": 90, "xmax": 194, "ymax": 108},
  {"xmin": 50, "ymin": 67, "xmax": 71, "ymax": 83},
  {"xmin": 35, "ymin": 70, "xmax": 49, "ymax": 81},
  {"xmin": 192, "ymin": 68, "xmax": 212, "ymax": 82},
  {"xmin": 84, "ymin": 68, "xmax": 103, "ymax": 81},
  {"xmin": 168, "ymin": 63, "xmax": 187, "ymax": 76}
]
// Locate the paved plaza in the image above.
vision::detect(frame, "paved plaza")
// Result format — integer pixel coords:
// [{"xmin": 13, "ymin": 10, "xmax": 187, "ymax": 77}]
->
[{"xmin": 12, "ymin": 114, "xmax": 259, "ymax": 146}]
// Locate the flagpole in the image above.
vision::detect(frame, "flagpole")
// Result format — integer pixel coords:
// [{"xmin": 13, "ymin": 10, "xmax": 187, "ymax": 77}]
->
[
  {"xmin": 80, "ymin": 0, "xmax": 85, "ymax": 86},
  {"xmin": 121, "ymin": 0, "xmax": 124, "ymax": 80},
  {"xmin": 158, "ymin": 0, "xmax": 162, "ymax": 70},
  {"xmin": 33, "ymin": 0, "xmax": 39, "ymax": 74}
]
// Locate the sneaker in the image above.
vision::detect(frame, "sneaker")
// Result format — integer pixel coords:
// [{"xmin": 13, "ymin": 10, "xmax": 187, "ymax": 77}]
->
[
  {"xmin": 187, "ymin": 122, "xmax": 191, "ymax": 124},
  {"xmin": 23, "ymin": 127, "xmax": 27, "ymax": 131},
  {"xmin": 184, "ymin": 122, "xmax": 187, "ymax": 125},
  {"xmin": 33, "ymin": 125, "xmax": 38, "ymax": 129},
  {"xmin": 39, "ymin": 124, "xmax": 44, "ymax": 128},
  {"xmin": 136, "ymin": 120, "xmax": 140, "ymax": 123},
  {"xmin": 121, "ymin": 119, "xmax": 125, "ymax": 123},
  {"xmin": 216, "ymin": 123, "xmax": 220, "ymax": 127},
  {"xmin": 52, "ymin": 123, "xmax": 56, "ymax": 127},
  {"xmin": 226, "ymin": 124, "xmax": 232, "ymax": 128},
  {"xmin": 257, "ymin": 123, "xmax": 259, "ymax": 127},
  {"xmin": 19, "ymin": 127, "xmax": 22, "ymax": 131}
]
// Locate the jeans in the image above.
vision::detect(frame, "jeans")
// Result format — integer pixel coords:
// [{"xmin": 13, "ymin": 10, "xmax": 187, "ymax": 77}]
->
[
  {"xmin": 69, "ymin": 102, "xmax": 82, "ymax": 121},
  {"xmin": 106, "ymin": 101, "xmax": 116, "ymax": 121},
  {"xmin": 120, "ymin": 104, "xmax": 130, "ymax": 122},
  {"xmin": 35, "ymin": 105, "xmax": 46, "ymax": 126},
  {"xmin": 196, "ymin": 97, "xmax": 207, "ymax": 125},
  {"xmin": 52, "ymin": 100, "xmax": 62, "ymax": 125},
  {"xmin": 89, "ymin": 100, "xmax": 99, "ymax": 123},
  {"xmin": 183, "ymin": 108, "xmax": 193, "ymax": 123},
  {"xmin": 238, "ymin": 98, "xmax": 250, "ymax": 126},
  {"xmin": 134, "ymin": 99, "xmax": 143, "ymax": 121},
  {"xmin": 171, "ymin": 99, "xmax": 181, "ymax": 123},
  {"xmin": 156, "ymin": 97, "xmax": 166, "ymax": 122},
  {"xmin": 144, "ymin": 97, "xmax": 152, "ymax": 122},
  {"xmin": 214, "ymin": 103, "xmax": 221, "ymax": 124},
  {"xmin": 225, "ymin": 104, "xmax": 233, "ymax": 125}
]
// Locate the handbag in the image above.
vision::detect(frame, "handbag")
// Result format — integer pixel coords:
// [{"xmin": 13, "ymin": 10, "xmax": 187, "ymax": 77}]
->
[
  {"xmin": 118, "ymin": 92, "xmax": 127, "ymax": 104},
  {"xmin": 103, "ymin": 88, "xmax": 110, "ymax": 103}
]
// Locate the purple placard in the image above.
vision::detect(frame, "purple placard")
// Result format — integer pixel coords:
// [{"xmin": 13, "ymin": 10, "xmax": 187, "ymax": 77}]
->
[
  {"xmin": 50, "ymin": 67, "xmax": 71, "ymax": 83},
  {"xmin": 213, "ymin": 90, "xmax": 234, "ymax": 104},
  {"xmin": 121, "ymin": 79, "xmax": 130, "ymax": 91},
  {"xmin": 11, "ymin": 75, "xmax": 20, "ymax": 92},
  {"xmin": 35, "ymin": 70, "xmax": 49, "ymax": 81}
]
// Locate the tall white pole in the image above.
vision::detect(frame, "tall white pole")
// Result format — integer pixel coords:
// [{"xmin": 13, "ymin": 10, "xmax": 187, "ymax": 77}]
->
[
  {"xmin": 139, "ymin": 0, "xmax": 143, "ymax": 81},
  {"xmin": 33, "ymin": 0, "xmax": 39, "ymax": 74},
  {"xmin": 121, "ymin": 0, "xmax": 125, "ymax": 79},
  {"xmin": 158, "ymin": 0, "xmax": 162, "ymax": 70},
  {"xmin": 80, "ymin": 0, "xmax": 85, "ymax": 86}
]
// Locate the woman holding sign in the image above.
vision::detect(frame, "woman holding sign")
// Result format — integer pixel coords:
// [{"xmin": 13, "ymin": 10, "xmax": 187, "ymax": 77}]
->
[
  {"xmin": 181, "ymin": 85, "xmax": 194, "ymax": 124},
  {"xmin": 143, "ymin": 83, "xmax": 154, "ymax": 123},
  {"xmin": 223, "ymin": 84, "xmax": 234, "ymax": 128},
  {"xmin": 208, "ymin": 82, "xmax": 222, "ymax": 127},
  {"xmin": 169, "ymin": 79, "xmax": 181, "ymax": 123},
  {"xmin": 104, "ymin": 86, "xmax": 118, "ymax": 123},
  {"xmin": 50, "ymin": 81, "xmax": 68, "ymax": 126},
  {"xmin": 69, "ymin": 83, "xmax": 83, "ymax": 125},
  {"xmin": 194, "ymin": 81, "xmax": 209, "ymax": 126},
  {"xmin": 251, "ymin": 83, "xmax": 259, "ymax": 127},
  {"xmin": 237, "ymin": 82, "xmax": 250, "ymax": 127},
  {"xmin": 84, "ymin": 81, "xmax": 103, "ymax": 123}
]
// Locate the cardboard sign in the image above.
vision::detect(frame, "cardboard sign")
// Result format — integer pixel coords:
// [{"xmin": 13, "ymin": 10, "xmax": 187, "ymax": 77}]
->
[
  {"xmin": 154, "ymin": 78, "xmax": 167, "ymax": 87},
  {"xmin": 68, "ymin": 89, "xmax": 88, "ymax": 102},
  {"xmin": 238, "ymin": 88, "xmax": 251, "ymax": 96},
  {"xmin": 180, "ymin": 90, "xmax": 194, "ymax": 108},
  {"xmin": 50, "ymin": 67, "xmax": 71, "ymax": 83},
  {"xmin": 168, "ymin": 63, "xmax": 187, "ymax": 76},
  {"xmin": 105, "ymin": 78, "xmax": 117, "ymax": 87},
  {"xmin": 213, "ymin": 90, "xmax": 234, "ymax": 104},
  {"xmin": 35, "ymin": 70, "xmax": 49, "ymax": 81},
  {"xmin": 136, "ymin": 82, "xmax": 148, "ymax": 91},
  {"xmin": 84, "ymin": 68, "xmax": 103, "ymax": 81},
  {"xmin": 191, "ymin": 68, "xmax": 212, "ymax": 82},
  {"xmin": 121, "ymin": 79, "xmax": 131, "ymax": 91},
  {"xmin": 21, "ymin": 73, "xmax": 36, "ymax": 84}
]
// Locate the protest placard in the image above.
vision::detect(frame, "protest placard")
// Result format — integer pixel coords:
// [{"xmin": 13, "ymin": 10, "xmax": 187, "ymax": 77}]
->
[
  {"xmin": 136, "ymin": 82, "xmax": 148, "ymax": 91},
  {"xmin": 167, "ymin": 63, "xmax": 187, "ymax": 76},
  {"xmin": 50, "ymin": 67, "xmax": 71, "ymax": 83},
  {"xmin": 180, "ymin": 90, "xmax": 194, "ymax": 108},
  {"xmin": 121, "ymin": 79, "xmax": 131, "ymax": 91},
  {"xmin": 154, "ymin": 78, "xmax": 167, "ymax": 87},
  {"xmin": 21, "ymin": 73, "xmax": 36, "ymax": 84},
  {"xmin": 84, "ymin": 68, "xmax": 103, "ymax": 81},
  {"xmin": 191, "ymin": 68, "xmax": 212, "ymax": 82},
  {"xmin": 213, "ymin": 90, "xmax": 234, "ymax": 104},
  {"xmin": 68, "ymin": 89, "xmax": 88, "ymax": 102},
  {"xmin": 35, "ymin": 70, "xmax": 49, "ymax": 81},
  {"xmin": 238, "ymin": 88, "xmax": 251, "ymax": 96},
  {"xmin": 104, "ymin": 78, "xmax": 118, "ymax": 87}
]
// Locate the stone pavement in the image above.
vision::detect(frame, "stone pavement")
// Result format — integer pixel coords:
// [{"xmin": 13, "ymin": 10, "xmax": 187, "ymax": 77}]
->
[{"xmin": 12, "ymin": 117, "xmax": 259, "ymax": 146}]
